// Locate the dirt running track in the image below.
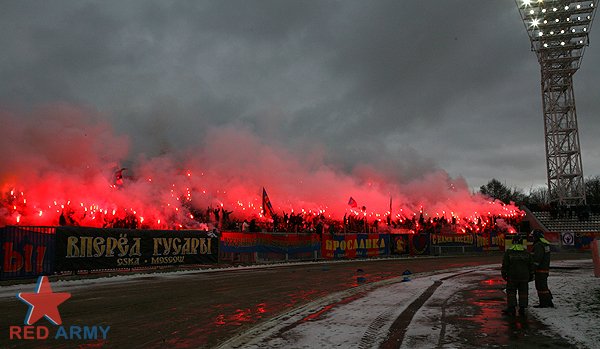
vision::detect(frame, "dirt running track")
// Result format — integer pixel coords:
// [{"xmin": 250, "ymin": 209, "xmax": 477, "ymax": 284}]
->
[{"xmin": 0, "ymin": 253, "xmax": 588, "ymax": 348}]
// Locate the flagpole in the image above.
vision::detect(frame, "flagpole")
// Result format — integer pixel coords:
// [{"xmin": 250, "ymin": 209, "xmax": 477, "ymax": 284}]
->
[{"xmin": 389, "ymin": 195, "xmax": 392, "ymax": 226}]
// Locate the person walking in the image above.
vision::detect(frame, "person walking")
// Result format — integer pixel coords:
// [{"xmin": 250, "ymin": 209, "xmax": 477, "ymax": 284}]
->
[
  {"xmin": 501, "ymin": 234, "xmax": 535, "ymax": 316},
  {"xmin": 531, "ymin": 229, "xmax": 555, "ymax": 308}
]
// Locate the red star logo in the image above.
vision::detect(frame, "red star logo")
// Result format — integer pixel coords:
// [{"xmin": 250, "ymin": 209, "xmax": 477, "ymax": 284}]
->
[{"xmin": 17, "ymin": 276, "xmax": 71, "ymax": 325}]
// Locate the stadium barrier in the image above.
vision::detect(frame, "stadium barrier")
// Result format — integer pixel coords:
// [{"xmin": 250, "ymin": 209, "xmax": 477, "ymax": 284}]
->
[
  {"xmin": 54, "ymin": 226, "xmax": 218, "ymax": 272},
  {"xmin": 0, "ymin": 226, "xmax": 56, "ymax": 280},
  {"xmin": 0, "ymin": 226, "xmax": 219, "ymax": 280},
  {"xmin": 1, "ymin": 226, "xmax": 516, "ymax": 281}
]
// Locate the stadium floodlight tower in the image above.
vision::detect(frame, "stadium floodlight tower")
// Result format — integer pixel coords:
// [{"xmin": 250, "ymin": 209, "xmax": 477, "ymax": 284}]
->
[{"xmin": 517, "ymin": 0, "xmax": 597, "ymax": 206}]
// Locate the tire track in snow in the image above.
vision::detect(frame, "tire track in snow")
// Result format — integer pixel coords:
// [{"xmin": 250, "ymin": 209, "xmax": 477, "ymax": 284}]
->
[{"xmin": 378, "ymin": 270, "xmax": 474, "ymax": 349}]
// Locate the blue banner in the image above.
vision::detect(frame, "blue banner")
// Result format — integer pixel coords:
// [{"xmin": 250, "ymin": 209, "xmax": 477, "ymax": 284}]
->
[
  {"xmin": 322, "ymin": 233, "xmax": 389, "ymax": 259},
  {"xmin": 1, "ymin": 227, "xmax": 55, "ymax": 280}
]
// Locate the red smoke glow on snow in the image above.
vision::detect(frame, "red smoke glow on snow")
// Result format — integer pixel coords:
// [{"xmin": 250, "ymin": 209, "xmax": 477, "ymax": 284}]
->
[{"xmin": 0, "ymin": 105, "xmax": 523, "ymax": 230}]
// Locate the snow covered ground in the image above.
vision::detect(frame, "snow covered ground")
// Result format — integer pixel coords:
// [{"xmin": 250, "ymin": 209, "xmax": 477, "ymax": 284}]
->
[
  {"xmin": 218, "ymin": 259, "xmax": 599, "ymax": 349},
  {"xmin": 1, "ymin": 258, "xmax": 597, "ymax": 348},
  {"xmin": 528, "ymin": 259, "xmax": 600, "ymax": 349}
]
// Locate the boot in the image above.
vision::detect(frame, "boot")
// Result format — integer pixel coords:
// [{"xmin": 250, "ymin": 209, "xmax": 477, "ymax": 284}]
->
[
  {"xmin": 533, "ymin": 302, "xmax": 555, "ymax": 308},
  {"xmin": 519, "ymin": 307, "xmax": 526, "ymax": 316}
]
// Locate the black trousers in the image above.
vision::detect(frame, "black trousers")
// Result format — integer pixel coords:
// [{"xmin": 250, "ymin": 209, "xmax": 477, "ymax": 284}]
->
[
  {"xmin": 535, "ymin": 271, "xmax": 553, "ymax": 305},
  {"xmin": 507, "ymin": 279, "xmax": 529, "ymax": 308}
]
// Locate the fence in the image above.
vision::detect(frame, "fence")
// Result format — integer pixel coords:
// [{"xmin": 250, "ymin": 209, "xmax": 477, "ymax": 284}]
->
[
  {"xmin": 0, "ymin": 226, "xmax": 219, "ymax": 280},
  {"xmin": 0, "ymin": 226, "xmax": 56, "ymax": 280},
  {"xmin": 2, "ymin": 226, "xmax": 522, "ymax": 281}
]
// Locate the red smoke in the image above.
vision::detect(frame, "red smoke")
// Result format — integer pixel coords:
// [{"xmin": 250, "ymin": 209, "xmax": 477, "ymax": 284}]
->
[{"xmin": 0, "ymin": 104, "xmax": 522, "ymax": 230}]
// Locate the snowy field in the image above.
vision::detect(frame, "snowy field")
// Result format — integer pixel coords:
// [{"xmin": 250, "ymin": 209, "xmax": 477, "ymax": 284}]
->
[
  {"xmin": 528, "ymin": 259, "xmax": 600, "ymax": 349},
  {"xmin": 218, "ymin": 259, "xmax": 599, "ymax": 349}
]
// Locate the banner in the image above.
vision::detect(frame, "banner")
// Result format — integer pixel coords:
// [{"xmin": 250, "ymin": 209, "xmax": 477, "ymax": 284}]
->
[
  {"xmin": 220, "ymin": 232, "xmax": 258, "ymax": 253},
  {"xmin": 321, "ymin": 233, "xmax": 388, "ymax": 259},
  {"xmin": 220, "ymin": 232, "xmax": 320, "ymax": 257},
  {"xmin": 256, "ymin": 233, "xmax": 319, "ymax": 255},
  {"xmin": 55, "ymin": 227, "xmax": 218, "ymax": 271},
  {"xmin": 1, "ymin": 227, "xmax": 55, "ymax": 280},
  {"xmin": 574, "ymin": 232, "xmax": 600, "ymax": 250},
  {"xmin": 592, "ymin": 238, "xmax": 600, "ymax": 277},
  {"xmin": 390, "ymin": 234, "xmax": 410, "ymax": 255},
  {"xmin": 474, "ymin": 232, "xmax": 504, "ymax": 252},
  {"xmin": 410, "ymin": 233, "xmax": 430, "ymax": 255},
  {"xmin": 430, "ymin": 233, "xmax": 475, "ymax": 247},
  {"xmin": 544, "ymin": 232, "xmax": 560, "ymax": 252}
]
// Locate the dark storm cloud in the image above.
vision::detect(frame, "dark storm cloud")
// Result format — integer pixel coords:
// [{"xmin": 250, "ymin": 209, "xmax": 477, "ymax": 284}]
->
[{"xmin": 1, "ymin": 0, "xmax": 599, "ymax": 190}]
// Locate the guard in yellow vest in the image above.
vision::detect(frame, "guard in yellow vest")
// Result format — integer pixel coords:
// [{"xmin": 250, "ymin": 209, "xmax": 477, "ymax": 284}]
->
[
  {"xmin": 531, "ymin": 229, "xmax": 554, "ymax": 308},
  {"xmin": 501, "ymin": 234, "xmax": 535, "ymax": 316}
]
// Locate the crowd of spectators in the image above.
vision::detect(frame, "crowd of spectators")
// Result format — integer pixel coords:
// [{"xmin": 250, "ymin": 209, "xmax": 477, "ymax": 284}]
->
[
  {"xmin": 215, "ymin": 208, "xmax": 521, "ymax": 237},
  {"xmin": 2, "ymin": 188, "xmax": 522, "ymax": 236},
  {"xmin": 49, "ymin": 203, "xmax": 521, "ymax": 236}
]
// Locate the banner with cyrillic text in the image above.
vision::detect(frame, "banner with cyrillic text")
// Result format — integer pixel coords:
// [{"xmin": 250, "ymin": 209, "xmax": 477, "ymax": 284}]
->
[
  {"xmin": 55, "ymin": 227, "xmax": 218, "ymax": 271},
  {"xmin": 0, "ymin": 226, "xmax": 55, "ymax": 280},
  {"xmin": 321, "ymin": 233, "xmax": 389, "ymax": 259}
]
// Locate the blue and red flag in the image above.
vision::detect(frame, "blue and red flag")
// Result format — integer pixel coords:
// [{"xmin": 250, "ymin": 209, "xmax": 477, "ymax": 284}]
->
[
  {"xmin": 348, "ymin": 197, "xmax": 357, "ymax": 208},
  {"xmin": 262, "ymin": 187, "xmax": 275, "ymax": 217}
]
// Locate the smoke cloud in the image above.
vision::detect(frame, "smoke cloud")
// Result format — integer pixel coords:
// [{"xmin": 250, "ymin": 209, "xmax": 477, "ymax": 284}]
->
[{"xmin": 1, "ymin": 104, "xmax": 521, "ymax": 229}]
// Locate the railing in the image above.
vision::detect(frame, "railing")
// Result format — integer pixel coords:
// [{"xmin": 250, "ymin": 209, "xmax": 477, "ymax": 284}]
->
[
  {"xmin": 1, "ymin": 226, "xmax": 518, "ymax": 281},
  {"xmin": 0, "ymin": 226, "xmax": 56, "ymax": 280}
]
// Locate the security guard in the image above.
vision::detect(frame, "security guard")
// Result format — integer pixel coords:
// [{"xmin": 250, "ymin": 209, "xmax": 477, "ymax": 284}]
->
[
  {"xmin": 501, "ymin": 234, "xmax": 535, "ymax": 316},
  {"xmin": 531, "ymin": 229, "xmax": 554, "ymax": 308}
]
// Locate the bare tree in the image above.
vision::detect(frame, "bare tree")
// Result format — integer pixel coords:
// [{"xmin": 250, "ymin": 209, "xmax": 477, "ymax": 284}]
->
[
  {"xmin": 585, "ymin": 176, "xmax": 600, "ymax": 206},
  {"xmin": 479, "ymin": 179, "xmax": 525, "ymax": 205}
]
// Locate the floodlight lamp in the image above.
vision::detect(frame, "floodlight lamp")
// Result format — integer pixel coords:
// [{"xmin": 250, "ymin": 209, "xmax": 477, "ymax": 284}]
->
[{"xmin": 515, "ymin": 0, "xmax": 596, "ymax": 206}]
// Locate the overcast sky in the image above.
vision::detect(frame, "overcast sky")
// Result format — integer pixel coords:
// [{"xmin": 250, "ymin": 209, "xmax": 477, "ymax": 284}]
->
[{"xmin": 1, "ymin": 0, "xmax": 599, "ymax": 192}]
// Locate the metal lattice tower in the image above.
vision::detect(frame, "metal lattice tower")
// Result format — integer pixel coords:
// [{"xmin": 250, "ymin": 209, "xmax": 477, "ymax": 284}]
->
[{"xmin": 516, "ymin": 0, "xmax": 597, "ymax": 206}]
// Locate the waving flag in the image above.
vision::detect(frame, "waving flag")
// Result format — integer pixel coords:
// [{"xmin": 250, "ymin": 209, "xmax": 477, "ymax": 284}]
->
[
  {"xmin": 262, "ymin": 187, "xmax": 275, "ymax": 217},
  {"xmin": 348, "ymin": 197, "xmax": 357, "ymax": 208},
  {"xmin": 114, "ymin": 168, "xmax": 127, "ymax": 186}
]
